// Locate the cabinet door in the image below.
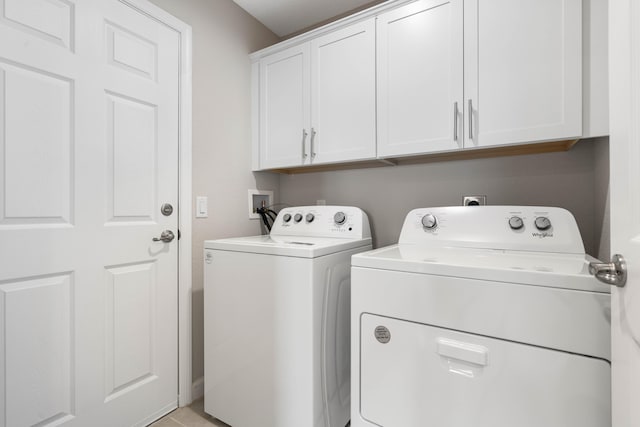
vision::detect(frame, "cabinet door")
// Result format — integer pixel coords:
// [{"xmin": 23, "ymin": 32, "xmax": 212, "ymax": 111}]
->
[
  {"xmin": 464, "ymin": 0, "xmax": 582, "ymax": 148},
  {"xmin": 311, "ymin": 19, "xmax": 376, "ymax": 164},
  {"xmin": 377, "ymin": 0, "xmax": 463, "ymax": 157},
  {"xmin": 259, "ymin": 44, "xmax": 311, "ymax": 169}
]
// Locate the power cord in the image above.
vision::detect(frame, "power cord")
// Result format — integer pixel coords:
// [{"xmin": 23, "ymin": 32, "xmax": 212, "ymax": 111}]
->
[{"xmin": 256, "ymin": 202, "xmax": 279, "ymax": 232}]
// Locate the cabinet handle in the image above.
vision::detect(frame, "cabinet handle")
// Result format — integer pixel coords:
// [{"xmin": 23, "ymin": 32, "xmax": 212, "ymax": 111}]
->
[
  {"xmin": 468, "ymin": 99, "xmax": 473, "ymax": 140},
  {"xmin": 301, "ymin": 129, "xmax": 308, "ymax": 158},
  {"xmin": 310, "ymin": 128, "xmax": 317, "ymax": 159},
  {"xmin": 453, "ymin": 102, "xmax": 459, "ymax": 141}
]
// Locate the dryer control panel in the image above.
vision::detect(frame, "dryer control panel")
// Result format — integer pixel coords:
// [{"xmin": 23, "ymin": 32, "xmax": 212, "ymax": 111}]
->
[
  {"xmin": 399, "ymin": 206, "xmax": 585, "ymax": 254},
  {"xmin": 272, "ymin": 206, "xmax": 372, "ymax": 239}
]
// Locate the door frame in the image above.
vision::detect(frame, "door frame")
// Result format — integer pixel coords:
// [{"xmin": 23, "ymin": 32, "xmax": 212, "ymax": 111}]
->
[{"xmin": 118, "ymin": 0, "xmax": 193, "ymax": 407}]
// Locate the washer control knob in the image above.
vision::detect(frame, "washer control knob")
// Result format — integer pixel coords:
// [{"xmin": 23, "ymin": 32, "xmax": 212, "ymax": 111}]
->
[
  {"xmin": 294, "ymin": 213, "xmax": 303, "ymax": 223},
  {"xmin": 421, "ymin": 213, "xmax": 437, "ymax": 229},
  {"xmin": 508, "ymin": 216, "xmax": 524, "ymax": 230},
  {"xmin": 534, "ymin": 216, "xmax": 551, "ymax": 230},
  {"xmin": 283, "ymin": 213, "xmax": 292, "ymax": 223},
  {"xmin": 305, "ymin": 213, "xmax": 315, "ymax": 223},
  {"xmin": 334, "ymin": 211, "xmax": 347, "ymax": 225}
]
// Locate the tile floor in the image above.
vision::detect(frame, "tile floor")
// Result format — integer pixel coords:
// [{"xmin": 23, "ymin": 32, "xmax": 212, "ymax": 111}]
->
[{"xmin": 150, "ymin": 398, "xmax": 230, "ymax": 427}]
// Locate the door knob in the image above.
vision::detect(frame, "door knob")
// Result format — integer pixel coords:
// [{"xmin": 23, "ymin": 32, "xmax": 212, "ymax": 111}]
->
[
  {"xmin": 153, "ymin": 230, "xmax": 175, "ymax": 243},
  {"xmin": 589, "ymin": 254, "xmax": 627, "ymax": 287}
]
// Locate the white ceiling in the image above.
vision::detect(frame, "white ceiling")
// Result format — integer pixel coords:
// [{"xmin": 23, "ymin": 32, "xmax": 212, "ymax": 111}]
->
[{"xmin": 232, "ymin": 0, "xmax": 383, "ymax": 37}]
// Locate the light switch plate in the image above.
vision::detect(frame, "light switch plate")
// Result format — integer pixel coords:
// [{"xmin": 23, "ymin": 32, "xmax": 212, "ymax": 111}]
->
[{"xmin": 196, "ymin": 196, "xmax": 208, "ymax": 218}]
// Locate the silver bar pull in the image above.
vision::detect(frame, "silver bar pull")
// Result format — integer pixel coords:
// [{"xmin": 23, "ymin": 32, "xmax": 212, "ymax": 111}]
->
[
  {"xmin": 153, "ymin": 230, "xmax": 175, "ymax": 243},
  {"xmin": 453, "ymin": 102, "xmax": 459, "ymax": 141},
  {"xmin": 589, "ymin": 254, "xmax": 627, "ymax": 287},
  {"xmin": 310, "ymin": 128, "xmax": 317, "ymax": 159},
  {"xmin": 302, "ymin": 129, "xmax": 308, "ymax": 158},
  {"xmin": 468, "ymin": 99, "xmax": 473, "ymax": 140}
]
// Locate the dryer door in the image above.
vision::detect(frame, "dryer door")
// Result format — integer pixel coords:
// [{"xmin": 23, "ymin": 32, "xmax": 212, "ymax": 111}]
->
[{"xmin": 359, "ymin": 314, "xmax": 610, "ymax": 427}]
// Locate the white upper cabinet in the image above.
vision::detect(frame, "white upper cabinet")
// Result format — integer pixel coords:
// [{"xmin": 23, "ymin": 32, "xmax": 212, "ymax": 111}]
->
[
  {"xmin": 464, "ymin": 0, "xmax": 582, "ymax": 148},
  {"xmin": 259, "ymin": 44, "xmax": 311, "ymax": 169},
  {"xmin": 257, "ymin": 19, "xmax": 376, "ymax": 170},
  {"xmin": 252, "ymin": 0, "xmax": 603, "ymax": 170},
  {"xmin": 311, "ymin": 19, "xmax": 376, "ymax": 164},
  {"xmin": 377, "ymin": 0, "xmax": 464, "ymax": 157},
  {"xmin": 377, "ymin": 0, "xmax": 583, "ymax": 157}
]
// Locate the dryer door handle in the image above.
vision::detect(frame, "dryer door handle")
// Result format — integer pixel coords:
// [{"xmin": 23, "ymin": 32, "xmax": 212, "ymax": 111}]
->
[{"xmin": 437, "ymin": 338, "xmax": 488, "ymax": 366}]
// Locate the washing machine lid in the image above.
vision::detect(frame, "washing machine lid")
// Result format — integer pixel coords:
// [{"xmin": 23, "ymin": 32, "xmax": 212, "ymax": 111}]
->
[
  {"xmin": 205, "ymin": 205, "xmax": 372, "ymax": 257},
  {"xmin": 204, "ymin": 235, "xmax": 372, "ymax": 258},
  {"xmin": 352, "ymin": 244, "xmax": 610, "ymax": 293}
]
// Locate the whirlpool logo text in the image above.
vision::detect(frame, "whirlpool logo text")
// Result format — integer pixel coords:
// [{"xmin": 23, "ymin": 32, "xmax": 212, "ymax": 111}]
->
[{"xmin": 532, "ymin": 232, "xmax": 554, "ymax": 238}]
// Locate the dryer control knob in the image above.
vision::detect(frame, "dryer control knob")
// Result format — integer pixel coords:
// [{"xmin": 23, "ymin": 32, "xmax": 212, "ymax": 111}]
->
[
  {"xmin": 508, "ymin": 216, "xmax": 524, "ymax": 230},
  {"xmin": 421, "ymin": 213, "xmax": 437, "ymax": 229},
  {"xmin": 306, "ymin": 213, "xmax": 315, "ymax": 223},
  {"xmin": 283, "ymin": 213, "xmax": 292, "ymax": 223},
  {"xmin": 334, "ymin": 211, "xmax": 347, "ymax": 225},
  {"xmin": 534, "ymin": 216, "xmax": 551, "ymax": 230},
  {"xmin": 294, "ymin": 213, "xmax": 303, "ymax": 223}
]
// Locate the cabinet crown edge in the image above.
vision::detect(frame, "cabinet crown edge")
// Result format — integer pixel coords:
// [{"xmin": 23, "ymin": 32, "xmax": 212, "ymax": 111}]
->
[{"xmin": 250, "ymin": 0, "xmax": 415, "ymax": 61}]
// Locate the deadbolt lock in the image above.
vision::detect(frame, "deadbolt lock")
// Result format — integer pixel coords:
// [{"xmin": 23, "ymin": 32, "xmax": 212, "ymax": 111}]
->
[{"xmin": 161, "ymin": 203, "xmax": 173, "ymax": 216}]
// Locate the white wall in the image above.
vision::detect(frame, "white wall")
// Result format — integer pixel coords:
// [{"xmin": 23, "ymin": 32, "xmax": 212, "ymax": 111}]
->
[
  {"xmin": 279, "ymin": 139, "xmax": 608, "ymax": 258},
  {"xmin": 148, "ymin": 0, "xmax": 280, "ymax": 382}
]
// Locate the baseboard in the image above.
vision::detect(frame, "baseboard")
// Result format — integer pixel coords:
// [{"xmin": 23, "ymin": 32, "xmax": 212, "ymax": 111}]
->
[{"xmin": 192, "ymin": 376, "xmax": 204, "ymax": 401}]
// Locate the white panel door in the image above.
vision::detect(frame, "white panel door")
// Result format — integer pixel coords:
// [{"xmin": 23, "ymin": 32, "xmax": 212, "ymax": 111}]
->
[
  {"xmin": 0, "ymin": 0, "xmax": 180, "ymax": 426},
  {"xmin": 609, "ymin": 1, "xmax": 640, "ymax": 426},
  {"xmin": 464, "ymin": 0, "xmax": 582, "ymax": 148},
  {"xmin": 310, "ymin": 18, "xmax": 376, "ymax": 165},
  {"xmin": 259, "ymin": 44, "xmax": 310, "ymax": 169},
  {"xmin": 377, "ymin": 0, "xmax": 463, "ymax": 157}
]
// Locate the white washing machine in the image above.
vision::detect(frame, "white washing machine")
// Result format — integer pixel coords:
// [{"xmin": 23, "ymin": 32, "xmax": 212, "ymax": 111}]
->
[
  {"xmin": 351, "ymin": 206, "xmax": 611, "ymax": 427},
  {"xmin": 204, "ymin": 206, "xmax": 371, "ymax": 427}
]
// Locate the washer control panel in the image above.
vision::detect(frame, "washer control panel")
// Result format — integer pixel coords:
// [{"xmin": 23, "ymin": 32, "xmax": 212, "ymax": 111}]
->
[
  {"xmin": 401, "ymin": 206, "xmax": 584, "ymax": 254},
  {"xmin": 271, "ymin": 206, "xmax": 371, "ymax": 239},
  {"xmin": 507, "ymin": 215, "xmax": 553, "ymax": 231}
]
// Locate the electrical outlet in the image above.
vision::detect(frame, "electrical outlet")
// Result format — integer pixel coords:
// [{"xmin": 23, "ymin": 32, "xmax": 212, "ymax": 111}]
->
[
  {"xmin": 463, "ymin": 195, "xmax": 487, "ymax": 206},
  {"xmin": 248, "ymin": 189, "xmax": 274, "ymax": 219}
]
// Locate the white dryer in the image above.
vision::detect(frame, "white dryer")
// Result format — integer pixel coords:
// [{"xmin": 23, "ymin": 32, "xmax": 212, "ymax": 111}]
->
[
  {"xmin": 351, "ymin": 206, "xmax": 611, "ymax": 427},
  {"xmin": 204, "ymin": 206, "xmax": 371, "ymax": 427}
]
